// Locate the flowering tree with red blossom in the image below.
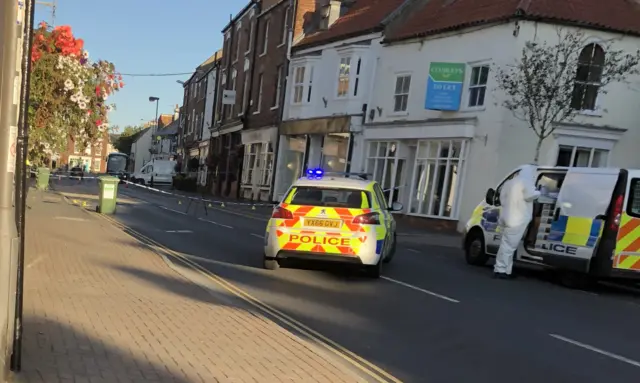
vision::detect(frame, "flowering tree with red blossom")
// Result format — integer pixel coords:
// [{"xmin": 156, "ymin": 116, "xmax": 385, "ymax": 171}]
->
[{"xmin": 29, "ymin": 22, "xmax": 124, "ymax": 164}]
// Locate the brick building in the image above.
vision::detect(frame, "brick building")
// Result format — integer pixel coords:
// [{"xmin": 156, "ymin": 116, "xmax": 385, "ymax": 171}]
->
[
  {"xmin": 179, "ymin": 55, "xmax": 219, "ymax": 173},
  {"xmin": 211, "ymin": 1, "xmax": 259, "ymax": 199},
  {"xmin": 58, "ymin": 131, "xmax": 110, "ymax": 173},
  {"xmin": 239, "ymin": 0, "xmax": 292, "ymax": 201}
]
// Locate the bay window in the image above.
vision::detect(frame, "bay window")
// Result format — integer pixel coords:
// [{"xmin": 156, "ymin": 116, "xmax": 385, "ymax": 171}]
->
[
  {"xmin": 337, "ymin": 57, "xmax": 351, "ymax": 97},
  {"xmin": 291, "ymin": 63, "xmax": 315, "ymax": 104},
  {"xmin": 292, "ymin": 66, "xmax": 305, "ymax": 104}
]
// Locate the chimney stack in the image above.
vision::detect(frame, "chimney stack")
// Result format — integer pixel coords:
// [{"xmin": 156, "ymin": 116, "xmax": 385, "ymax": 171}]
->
[
  {"xmin": 173, "ymin": 104, "xmax": 179, "ymax": 121},
  {"xmin": 320, "ymin": 0, "xmax": 341, "ymax": 30}
]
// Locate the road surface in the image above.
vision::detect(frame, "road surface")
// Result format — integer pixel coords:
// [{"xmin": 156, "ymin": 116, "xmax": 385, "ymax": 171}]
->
[{"xmin": 60, "ymin": 179, "xmax": 640, "ymax": 382}]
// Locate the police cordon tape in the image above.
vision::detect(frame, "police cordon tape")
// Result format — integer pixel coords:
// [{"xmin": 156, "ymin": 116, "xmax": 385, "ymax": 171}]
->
[
  {"xmin": 34, "ymin": 170, "xmax": 275, "ymax": 208},
  {"xmin": 34, "ymin": 170, "xmax": 398, "ymax": 209}
]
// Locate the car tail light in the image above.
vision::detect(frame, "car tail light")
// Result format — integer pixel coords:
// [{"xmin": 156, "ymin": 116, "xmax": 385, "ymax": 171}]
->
[
  {"xmin": 609, "ymin": 194, "xmax": 624, "ymax": 230},
  {"xmin": 352, "ymin": 212, "xmax": 380, "ymax": 225},
  {"xmin": 272, "ymin": 206, "xmax": 293, "ymax": 219}
]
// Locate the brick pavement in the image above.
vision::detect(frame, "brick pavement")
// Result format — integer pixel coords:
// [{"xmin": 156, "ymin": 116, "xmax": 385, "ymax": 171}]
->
[{"xmin": 14, "ymin": 190, "xmax": 369, "ymax": 383}]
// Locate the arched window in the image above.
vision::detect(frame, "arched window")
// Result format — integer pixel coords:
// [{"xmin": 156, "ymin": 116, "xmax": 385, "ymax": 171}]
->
[{"xmin": 570, "ymin": 43, "xmax": 605, "ymax": 111}]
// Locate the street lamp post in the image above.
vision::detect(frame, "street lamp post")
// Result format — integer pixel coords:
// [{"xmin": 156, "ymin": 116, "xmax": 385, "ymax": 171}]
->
[
  {"xmin": 148, "ymin": 96, "xmax": 159, "ymax": 187},
  {"xmin": 148, "ymin": 96, "xmax": 159, "ymax": 135}
]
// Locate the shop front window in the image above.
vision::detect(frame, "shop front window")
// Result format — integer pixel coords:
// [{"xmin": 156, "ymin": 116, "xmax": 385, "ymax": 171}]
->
[
  {"xmin": 242, "ymin": 144, "xmax": 259, "ymax": 185},
  {"xmin": 260, "ymin": 142, "xmax": 274, "ymax": 186},
  {"xmin": 321, "ymin": 133, "xmax": 349, "ymax": 172},
  {"xmin": 409, "ymin": 140, "xmax": 468, "ymax": 218},
  {"xmin": 277, "ymin": 135, "xmax": 307, "ymax": 195},
  {"xmin": 365, "ymin": 141, "xmax": 405, "ymax": 206}
]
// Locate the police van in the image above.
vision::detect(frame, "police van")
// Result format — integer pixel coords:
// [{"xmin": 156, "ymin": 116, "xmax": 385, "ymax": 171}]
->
[{"xmin": 463, "ymin": 165, "xmax": 640, "ymax": 285}]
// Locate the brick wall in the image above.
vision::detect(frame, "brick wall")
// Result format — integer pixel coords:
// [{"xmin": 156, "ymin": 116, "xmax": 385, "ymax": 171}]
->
[{"xmin": 246, "ymin": 1, "xmax": 290, "ymax": 130}]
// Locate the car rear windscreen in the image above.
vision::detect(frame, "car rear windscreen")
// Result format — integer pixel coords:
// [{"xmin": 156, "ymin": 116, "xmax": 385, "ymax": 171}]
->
[{"xmin": 289, "ymin": 187, "xmax": 371, "ymax": 209}]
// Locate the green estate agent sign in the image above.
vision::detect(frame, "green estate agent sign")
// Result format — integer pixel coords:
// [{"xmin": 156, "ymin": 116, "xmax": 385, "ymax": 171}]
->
[{"xmin": 425, "ymin": 62, "xmax": 466, "ymax": 111}]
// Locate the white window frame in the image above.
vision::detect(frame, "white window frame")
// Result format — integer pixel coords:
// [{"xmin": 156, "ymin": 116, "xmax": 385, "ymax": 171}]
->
[
  {"xmin": 572, "ymin": 42, "xmax": 606, "ymax": 117},
  {"xmin": 231, "ymin": 69, "xmax": 238, "ymax": 115},
  {"xmin": 272, "ymin": 65, "xmax": 283, "ymax": 109},
  {"xmin": 255, "ymin": 73, "xmax": 264, "ymax": 114},
  {"xmin": 549, "ymin": 124, "xmax": 624, "ymax": 168},
  {"xmin": 279, "ymin": 7, "xmax": 289, "ymax": 47},
  {"xmin": 365, "ymin": 141, "xmax": 404, "ymax": 207},
  {"xmin": 241, "ymin": 75, "xmax": 249, "ymax": 116},
  {"xmin": 261, "ymin": 20, "xmax": 270, "ymax": 56},
  {"xmin": 466, "ymin": 63, "xmax": 490, "ymax": 109},
  {"xmin": 189, "ymin": 109, "xmax": 195, "ymax": 134},
  {"xmin": 392, "ymin": 73, "xmax": 411, "ymax": 115},
  {"xmin": 245, "ymin": 21, "xmax": 253, "ymax": 54},
  {"xmin": 336, "ymin": 57, "xmax": 351, "ymax": 98},
  {"xmin": 241, "ymin": 143, "xmax": 260, "ymax": 185},
  {"xmin": 407, "ymin": 140, "xmax": 469, "ymax": 219},
  {"xmin": 233, "ymin": 22, "xmax": 242, "ymax": 63},
  {"xmin": 260, "ymin": 143, "xmax": 274, "ymax": 186},
  {"xmin": 556, "ymin": 145, "xmax": 609, "ymax": 168},
  {"xmin": 292, "ymin": 66, "xmax": 305, "ymax": 104}
]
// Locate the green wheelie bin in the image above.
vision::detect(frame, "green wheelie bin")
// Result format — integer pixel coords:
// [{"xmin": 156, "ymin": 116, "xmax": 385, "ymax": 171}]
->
[
  {"xmin": 97, "ymin": 176, "xmax": 119, "ymax": 214},
  {"xmin": 36, "ymin": 167, "xmax": 50, "ymax": 190}
]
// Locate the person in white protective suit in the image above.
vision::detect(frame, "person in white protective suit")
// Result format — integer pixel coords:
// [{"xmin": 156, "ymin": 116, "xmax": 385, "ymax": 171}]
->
[{"xmin": 494, "ymin": 165, "xmax": 540, "ymax": 279}]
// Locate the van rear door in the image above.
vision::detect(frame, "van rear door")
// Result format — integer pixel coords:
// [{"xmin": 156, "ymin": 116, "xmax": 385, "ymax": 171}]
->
[
  {"xmin": 546, "ymin": 168, "xmax": 617, "ymax": 269},
  {"xmin": 612, "ymin": 172, "xmax": 640, "ymax": 273}
]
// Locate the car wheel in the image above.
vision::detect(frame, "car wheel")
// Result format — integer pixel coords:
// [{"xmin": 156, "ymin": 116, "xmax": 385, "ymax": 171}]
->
[
  {"xmin": 263, "ymin": 256, "xmax": 279, "ymax": 270},
  {"xmin": 465, "ymin": 229, "xmax": 490, "ymax": 266},
  {"xmin": 383, "ymin": 232, "xmax": 397, "ymax": 264}
]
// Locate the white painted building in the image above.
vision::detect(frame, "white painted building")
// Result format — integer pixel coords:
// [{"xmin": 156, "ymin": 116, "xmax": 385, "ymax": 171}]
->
[
  {"xmin": 364, "ymin": 18, "xmax": 640, "ymax": 231},
  {"xmin": 130, "ymin": 127, "xmax": 153, "ymax": 174},
  {"xmin": 273, "ymin": 0, "xmax": 407, "ymax": 200}
]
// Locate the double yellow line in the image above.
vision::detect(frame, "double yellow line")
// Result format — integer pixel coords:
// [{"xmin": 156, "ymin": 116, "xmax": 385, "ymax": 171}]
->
[{"xmin": 91, "ymin": 210, "xmax": 401, "ymax": 383}]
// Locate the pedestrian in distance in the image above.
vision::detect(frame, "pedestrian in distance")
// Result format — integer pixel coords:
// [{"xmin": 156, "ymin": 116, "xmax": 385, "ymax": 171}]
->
[{"xmin": 494, "ymin": 164, "xmax": 540, "ymax": 279}]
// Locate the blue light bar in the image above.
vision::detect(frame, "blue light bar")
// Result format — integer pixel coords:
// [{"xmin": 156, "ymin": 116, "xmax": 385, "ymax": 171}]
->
[{"xmin": 306, "ymin": 168, "xmax": 324, "ymax": 180}]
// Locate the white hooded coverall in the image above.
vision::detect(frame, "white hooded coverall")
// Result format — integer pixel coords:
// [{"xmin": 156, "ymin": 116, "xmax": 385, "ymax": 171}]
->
[{"xmin": 494, "ymin": 165, "xmax": 540, "ymax": 275}]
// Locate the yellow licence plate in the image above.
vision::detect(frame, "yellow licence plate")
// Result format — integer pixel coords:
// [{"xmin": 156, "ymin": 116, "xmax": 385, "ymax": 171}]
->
[{"xmin": 304, "ymin": 219, "xmax": 341, "ymax": 228}]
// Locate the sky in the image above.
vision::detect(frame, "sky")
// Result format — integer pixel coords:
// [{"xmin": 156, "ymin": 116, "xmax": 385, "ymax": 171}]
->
[{"xmin": 34, "ymin": 0, "xmax": 247, "ymax": 131}]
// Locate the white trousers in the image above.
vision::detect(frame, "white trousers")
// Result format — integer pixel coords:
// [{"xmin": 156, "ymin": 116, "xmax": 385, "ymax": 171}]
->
[{"xmin": 494, "ymin": 222, "xmax": 528, "ymax": 275}]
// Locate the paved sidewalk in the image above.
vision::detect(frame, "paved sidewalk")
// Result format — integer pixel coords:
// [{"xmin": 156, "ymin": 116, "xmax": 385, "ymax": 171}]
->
[{"xmin": 15, "ymin": 190, "xmax": 369, "ymax": 382}]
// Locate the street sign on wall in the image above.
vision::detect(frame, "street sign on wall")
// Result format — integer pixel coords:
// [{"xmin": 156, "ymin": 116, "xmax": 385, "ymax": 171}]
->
[
  {"xmin": 222, "ymin": 90, "xmax": 236, "ymax": 105},
  {"xmin": 425, "ymin": 62, "xmax": 466, "ymax": 111}
]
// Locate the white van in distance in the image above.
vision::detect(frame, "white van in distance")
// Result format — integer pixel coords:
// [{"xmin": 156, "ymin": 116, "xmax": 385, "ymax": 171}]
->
[{"xmin": 131, "ymin": 159, "xmax": 176, "ymax": 186}]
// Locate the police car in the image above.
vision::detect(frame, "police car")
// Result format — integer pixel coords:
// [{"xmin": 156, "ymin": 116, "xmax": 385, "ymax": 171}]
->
[
  {"xmin": 463, "ymin": 165, "xmax": 640, "ymax": 287},
  {"xmin": 263, "ymin": 169, "xmax": 403, "ymax": 278}
]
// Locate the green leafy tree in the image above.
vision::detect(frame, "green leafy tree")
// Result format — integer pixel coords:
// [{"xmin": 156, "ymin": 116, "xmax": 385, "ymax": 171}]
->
[{"xmin": 112, "ymin": 125, "xmax": 143, "ymax": 154}]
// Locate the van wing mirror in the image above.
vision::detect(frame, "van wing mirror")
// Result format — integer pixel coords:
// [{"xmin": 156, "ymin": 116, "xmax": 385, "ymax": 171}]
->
[{"xmin": 485, "ymin": 188, "xmax": 496, "ymax": 205}]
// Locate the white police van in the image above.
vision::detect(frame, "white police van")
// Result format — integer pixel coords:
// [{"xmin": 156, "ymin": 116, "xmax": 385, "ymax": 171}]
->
[{"xmin": 462, "ymin": 165, "xmax": 640, "ymax": 286}]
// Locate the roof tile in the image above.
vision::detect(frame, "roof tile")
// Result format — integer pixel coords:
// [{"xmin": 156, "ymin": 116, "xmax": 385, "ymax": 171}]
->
[
  {"xmin": 296, "ymin": 0, "xmax": 407, "ymax": 48},
  {"xmin": 388, "ymin": 0, "xmax": 640, "ymax": 42}
]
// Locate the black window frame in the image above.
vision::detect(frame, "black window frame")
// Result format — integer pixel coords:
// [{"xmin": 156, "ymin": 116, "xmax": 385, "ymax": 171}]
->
[{"xmin": 626, "ymin": 178, "xmax": 640, "ymax": 218}]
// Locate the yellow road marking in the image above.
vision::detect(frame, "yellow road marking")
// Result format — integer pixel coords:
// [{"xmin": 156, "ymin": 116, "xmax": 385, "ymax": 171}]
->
[{"xmin": 90, "ymin": 211, "xmax": 400, "ymax": 383}]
